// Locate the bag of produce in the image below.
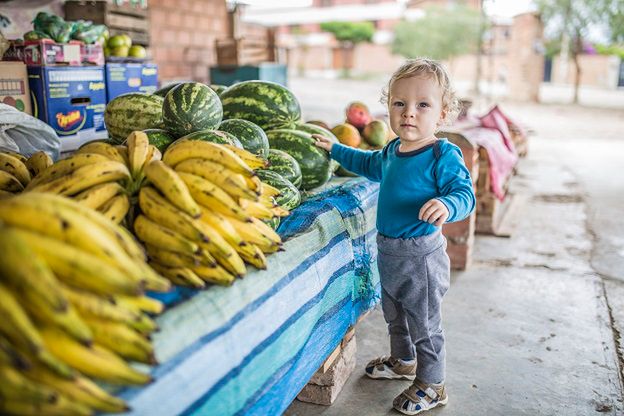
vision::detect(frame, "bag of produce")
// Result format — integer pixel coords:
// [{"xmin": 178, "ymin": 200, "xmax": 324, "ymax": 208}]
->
[{"xmin": 0, "ymin": 104, "xmax": 60, "ymax": 160}]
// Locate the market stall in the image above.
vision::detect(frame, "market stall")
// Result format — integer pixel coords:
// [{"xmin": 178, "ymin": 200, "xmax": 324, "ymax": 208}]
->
[{"xmin": 120, "ymin": 177, "xmax": 380, "ymax": 415}]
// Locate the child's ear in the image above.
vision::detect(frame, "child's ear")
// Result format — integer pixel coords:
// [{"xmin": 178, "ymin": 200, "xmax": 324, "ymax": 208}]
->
[{"xmin": 437, "ymin": 109, "xmax": 447, "ymax": 127}]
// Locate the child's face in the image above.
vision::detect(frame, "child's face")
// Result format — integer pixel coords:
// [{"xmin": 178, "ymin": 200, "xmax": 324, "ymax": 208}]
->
[{"xmin": 388, "ymin": 75, "xmax": 445, "ymax": 145}]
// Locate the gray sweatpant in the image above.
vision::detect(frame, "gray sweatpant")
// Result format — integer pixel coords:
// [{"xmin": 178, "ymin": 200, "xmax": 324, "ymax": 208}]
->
[{"xmin": 376, "ymin": 231, "xmax": 450, "ymax": 384}]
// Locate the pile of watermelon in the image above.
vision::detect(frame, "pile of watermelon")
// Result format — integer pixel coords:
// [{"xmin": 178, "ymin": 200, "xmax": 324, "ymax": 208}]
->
[{"xmin": 104, "ymin": 80, "xmax": 338, "ymax": 219}]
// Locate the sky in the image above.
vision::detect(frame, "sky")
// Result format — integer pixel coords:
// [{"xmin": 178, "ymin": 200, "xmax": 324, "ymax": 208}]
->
[{"xmin": 232, "ymin": 0, "xmax": 537, "ymax": 17}]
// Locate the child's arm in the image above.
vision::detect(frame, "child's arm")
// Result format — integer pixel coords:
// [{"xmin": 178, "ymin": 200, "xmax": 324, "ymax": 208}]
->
[
  {"xmin": 423, "ymin": 144, "xmax": 476, "ymax": 225},
  {"xmin": 313, "ymin": 134, "xmax": 383, "ymax": 182}
]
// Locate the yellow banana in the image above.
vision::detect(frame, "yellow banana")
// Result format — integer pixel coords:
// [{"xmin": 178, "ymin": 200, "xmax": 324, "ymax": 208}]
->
[
  {"xmin": 76, "ymin": 140, "xmax": 127, "ymax": 164},
  {"xmin": 114, "ymin": 144, "xmax": 130, "ymax": 166},
  {"xmin": 145, "ymin": 160, "xmax": 201, "ymax": 218},
  {"xmin": 4, "ymin": 151, "xmax": 28, "ymax": 163},
  {"xmin": 250, "ymin": 217, "xmax": 282, "ymax": 244},
  {"xmin": 27, "ymin": 160, "xmax": 130, "ymax": 196},
  {"xmin": 191, "ymin": 264, "xmax": 236, "ymax": 286},
  {"xmin": 97, "ymin": 193, "xmax": 130, "ymax": 224},
  {"xmin": 134, "ymin": 214, "xmax": 200, "ymax": 255},
  {"xmin": 0, "ymin": 365, "xmax": 58, "ymax": 403},
  {"xmin": 0, "ymin": 152, "xmax": 31, "ymax": 186},
  {"xmin": 239, "ymin": 198, "xmax": 276, "ymax": 220},
  {"xmin": 127, "ymin": 130, "xmax": 150, "ymax": 179},
  {"xmin": 22, "ymin": 362, "xmax": 128, "ymax": 413},
  {"xmin": 0, "ymin": 335, "xmax": 31, "ymax": 370},
  {"xmin": 175, "ymin": 158, "xmax": 259, "ymax": 201},
  {"xmin": 25, "ymin": 150, "xmax": 53, "ymax": 177},
  {"xmin": 272, "ymin": 205, "xmax": 291, "ymax": 217},
  {"xmin": 62, "ymin": 285, "xmax": 143, "ymax": 327},
  {"xmin": 0, "ymin": 284, "xmax": 73, "ymax": 379},
  {"xmin": 245, "ymin": 175, "xmax": 263, "ymax": 193},
  {"xmin": 83, "ymin": 316, "xmax": 156, "ymax": 365},
  {"xmin": 0, "ymin": 193, "xmax": 166, "ymax": 292},
  {"xmin": 178, "ymin": 171, "xmax": 251, "ymax": 222},
  {"xmin": 25, "ymin": 152, "xmax": 110, "ymax": 190},
  {"xmin": 113, "ymin": 294, "xmax": 164, "ymax": 315},
  {"xmin": 0, "ymin": 169, "xmax": 24, "ymax": 192},
  {"xmin": 258, "ymin": 194, "xmax": 278, "ymax": 209},
  {"xmin": 238, "ymin": 243, "xmax": 268, "ymax": 270},
  {"xmin": 226, "ymin": 216, "xmax": 281, "ymax": 253},
  {"xmin": 40, "ymin": 327, "xmax": 152, "ymax": 385},
  {"xmin": 0, "ymin": 394, "xmax": 92, "ymax": 416},
  {"xmin": 150, "ymin": 263, "xmax": 206, "ymax": 289},
  {"xmin": 222, "ymin": 144, "xmax": 269, "ymax": 169},
  {"xmin": 146, "ymin": 243, "xmax": 216, "ymax": 268},
  {"xmin": 198, "ymin": 207, "xmax": 258, "ymax": 261},
  {"xmin": 163, "ymin": 140, "xmax": 255, "ymax": 176},
  {"xmin": 12, "ymin": 227, "xmax": 143, "ymax": 296},
  {"xmin": 260, "ymin": 182, "xmax": 281, "ymax": 197},
  {"xmin": 149, "ymin": 144, "xmax": 162, "ymax": 162},
  {"xmin": 0, "ymin": 189, "xmax": 13, "ymax": 199},
  {"xmin": 73, "ymin": 181, "xmax": 124, "ymax": 210}
]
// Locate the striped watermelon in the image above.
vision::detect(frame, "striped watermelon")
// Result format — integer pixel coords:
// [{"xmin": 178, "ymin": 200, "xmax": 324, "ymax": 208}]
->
[
  {"xmin": 295, "ymin": 123, "xmax": 340, "ymax": 172},
  {"xmin": 265, "ymin": 217, "xmax": 281, "ymax": 231},
  {"xmin": 256, "ymin": 169, "xmax": 301, "ymax": 211},
  {"xmin": 218, "ymin": 119, "xmax": 269, "ymax": 158},
  {"xmin": 153, "ymin": 83, "xmax": 181, "ymax": 97},
  {"xmin": 220, "ymin": 81, "xmax": 301, "ymax": 131},
  {"xmin": 179, "ymin": 129, "xmax": 242, "ymax": 148},
  {"xmin": 163, "ymin": 82, "xmax": 223, "ymax": 137},
  {"xmin": 105, "ymin": 93, "xmax": 164, "ymax": 143},
  {"xmin": 266, "ymin": 129, "xmax": 332, "ymax": 190},
  {"xmin": 209, "ymin": 84, "xmax": 227, "ymax": 95},
  {"xmin": 266, "ymin": 149, "xmax": 302, "ymax": 189},
  {"xmin": 143, "ymin": 129, "xmax": 175, "ymax": 152}
]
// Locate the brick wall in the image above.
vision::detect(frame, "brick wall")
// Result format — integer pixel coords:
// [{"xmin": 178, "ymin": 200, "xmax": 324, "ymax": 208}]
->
[
  {"xmin": 149, "ymin": 0, "xmax": 229, "ymax": 84},
  {"xmin": 551, "ymin": 54, "xmax": 621, "ymax": 88}
]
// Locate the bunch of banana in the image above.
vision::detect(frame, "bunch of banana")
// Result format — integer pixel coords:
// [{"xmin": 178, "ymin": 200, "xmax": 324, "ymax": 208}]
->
[
  {"xmin": 0, "ymin": 151, "xmax": 51, "ymax": 197},
  {"xmin": 0, "ymin": 192, "xmax": 169, "ymax": 415},
  {"xmin": 126, "ymin": 140, "xmax": 286, "ymax": 287},
  {"xmin": 21, "ymin": 132, "xmax": 160, "ymax": 225}
]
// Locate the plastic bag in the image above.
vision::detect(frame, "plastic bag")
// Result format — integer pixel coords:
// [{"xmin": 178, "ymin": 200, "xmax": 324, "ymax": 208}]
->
[
  {"xmin": 72, "ymin": 24, "xmax": 108, "ymax": 44},
  {"xmin": 0, "ymin": 104, "xmax": 60, "ymax": 161},
  {"xmin": 33, "ymin": 11, "xmax": 74, "ymax": 43},
  {"xmin": 24, "ymin": 30, "xmax": 51, "ymax": 41}
]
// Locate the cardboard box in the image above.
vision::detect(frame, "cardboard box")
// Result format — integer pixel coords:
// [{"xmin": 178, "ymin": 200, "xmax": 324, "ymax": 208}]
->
[
  {"xmin": 23, "ymin": 40, "xmax": 82, "ymax": 66},
  {"xmin": 0, "ymin": 62, "xmax": 32, "ymax": 115},
  {"xmin": 28, "ymin": 66, "xmax": 107, "ymax": 151},
  {"xmin": 81, "ymin": 44, "xmax": 105, "ymax": 66},
  {"xmin": 105, "ymin": 63, "xmax": 158, "ymax": 102}
]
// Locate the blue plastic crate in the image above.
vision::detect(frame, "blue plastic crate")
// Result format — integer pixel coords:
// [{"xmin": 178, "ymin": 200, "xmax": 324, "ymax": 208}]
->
[{"xmin": 209, "ymin": 63, "xmax": 287, "ymax": 87}]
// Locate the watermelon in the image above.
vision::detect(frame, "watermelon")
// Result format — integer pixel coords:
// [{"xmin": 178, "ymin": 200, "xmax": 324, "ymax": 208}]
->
[
  {"xmin": 143, "ymin": 129, "xmax": 175, "ymax": 152},
  {"xmin": 220, "ymin": 81, "xmax": 301, "ymax": 131},
  {"xmin": 266, "ymin": 149, "xmax": 302, "ymax": 189},
  {"xmin": 209, "ymin": 84, "xmax": 227, "ymax": 95},
  {"xmin": 266, "ymin": 129, "xmax": 332, "ymax": 191},
  {"xmin": 178, "ymin": 129, "xmax": 242, "ymax": 148},
  {"xmin": 105, "ymin": 93, "xmax": 164, "ymax": 143},
  {"xmin": 256, "ymin": 169, "xmax": 301, "ymax": 211},
  {"xmin": 153, "ymin": 82, "xmax": 181, "ymax": 97},
  {"xmin": 295, "ymin": 123, "xmax": 340, "ymax": 172},
  {"xmin": 163, "ymin": 82, "xmax": 223, "ymax": 137},
  {"xmin": 218, "ymin": 119, "xmax": 269, "ymax": 158}
]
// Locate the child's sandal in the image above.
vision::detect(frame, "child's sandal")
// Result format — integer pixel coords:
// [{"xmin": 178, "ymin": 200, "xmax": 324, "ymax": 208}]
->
[{"xmin": 392, "ymin": 380, "xmax": 448, "ymax": 415}]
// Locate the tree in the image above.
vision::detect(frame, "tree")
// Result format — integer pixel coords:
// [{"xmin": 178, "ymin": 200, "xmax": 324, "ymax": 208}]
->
[
  {"xmin": 320, "ymin": 21, "xmax": 374, "ymax": 77},
  {"xmin": 537, "ymin": 0, "xmax": 600, "ymax": 104},
  {"xmin": 392, "ymin": 5, "xmax": 481, "ymax": 64},
  {"xmin": 597, "ymin": 0, "xmax": 624, "ymax": 43}
]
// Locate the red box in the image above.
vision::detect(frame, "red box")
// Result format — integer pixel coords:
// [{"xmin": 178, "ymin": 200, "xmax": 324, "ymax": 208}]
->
[{"xmin": 23, "ymin": 39, "xmax": 81, "ymax": 66}]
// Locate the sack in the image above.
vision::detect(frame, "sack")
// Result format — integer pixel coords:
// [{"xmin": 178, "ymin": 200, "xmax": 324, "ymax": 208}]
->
[{"xmin": 0, "ymin": 104, "xmax": 60, "ymax": 161}]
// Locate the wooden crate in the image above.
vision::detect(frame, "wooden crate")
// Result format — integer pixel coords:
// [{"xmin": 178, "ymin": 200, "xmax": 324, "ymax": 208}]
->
[
  {"xmin": 215, "ymin": 32, "xmax": 276, "ymax": 66},
  {"xmin": 64, "ymin": 1, "xmax": 150, "ymax": 46}
]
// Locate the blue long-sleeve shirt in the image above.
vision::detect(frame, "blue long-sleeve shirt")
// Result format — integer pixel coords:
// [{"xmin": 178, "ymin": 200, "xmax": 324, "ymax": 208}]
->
[{"xmin": 331, "ymin": 138, "xmax": 476, "ymax": 238}]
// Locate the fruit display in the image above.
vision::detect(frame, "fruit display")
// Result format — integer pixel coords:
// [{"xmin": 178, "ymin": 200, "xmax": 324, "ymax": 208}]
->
[
  {"xmin": 0, "ymin": 192, "xmax": 166, "ymax": 415},
  {"xmin": 26, "ymin": 12, "xmax": 107, "ymax": 45},
  {"xmin": 0, "ymin": 151, "xmax": 56, "ymax": 197},
  {"xmin": 332, "ymin": 123, "xmax": 362, "ymax": 148},
  {"xmin": 105, "ymin": 33, "xmax": 144, "ymax": 58},
  {"xmin": 346, "ymin": 101, "xmax": 372, "ymax": 129},
  {"xmin": 179, "ymin": 129, "xmax": 243, "ymax": 148},
  {"xmin": 256, "ymin": 169, "xmax": 301, "ymax": 212},
  {"xmin": 220, "ymin": 80, "xmax": 302, "ymax": 131},
  {"xmin": 362, "ymin": 119, "xmax": 390, "ymax": 147}
]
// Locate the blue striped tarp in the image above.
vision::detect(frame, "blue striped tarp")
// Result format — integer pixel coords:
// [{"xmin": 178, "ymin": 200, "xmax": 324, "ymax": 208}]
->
[{"xmin": 122, "ymin": 177, "xmax": 381, "ymax": 415}]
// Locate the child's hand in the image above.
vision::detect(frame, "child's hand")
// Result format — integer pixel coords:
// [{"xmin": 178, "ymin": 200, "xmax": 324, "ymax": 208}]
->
[
  {"xmin": 419, "ymin": 199, "xmax": 449, "ymax": 226},
  {"xmin": 312, "ymin": 134, "xmax": 334, "ymax": 152}
]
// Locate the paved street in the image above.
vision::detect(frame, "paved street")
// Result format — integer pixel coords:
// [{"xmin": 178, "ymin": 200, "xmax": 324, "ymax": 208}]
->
[{"xmin": 285, "ymin": 76, "xmax": 624, "ymax": 415}]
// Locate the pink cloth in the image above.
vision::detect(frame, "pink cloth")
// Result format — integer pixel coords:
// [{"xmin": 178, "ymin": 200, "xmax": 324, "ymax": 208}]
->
[{"xmin": 462, "ymin": 126, "xmax": 517, "ymax": 201}]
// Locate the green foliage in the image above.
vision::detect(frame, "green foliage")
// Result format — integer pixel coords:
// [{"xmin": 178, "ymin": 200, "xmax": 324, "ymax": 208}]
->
[
  {"xmin": 391, "ymin": 5, "xmax": 481, "ymax": 61},
  {"xmin": 536, "ymin": 0, "xmax": 596, "ymax": 55},
  {"xmin": 320, "ymin": 21, "xmax": 374, "ymax": 44},
  {"xmin": 595, "ymin": 43, "xmax": 624, "ymax": 59},
  {"xmin": 597, "ymin": 0, "xmax": 624, "ymax": 43}
]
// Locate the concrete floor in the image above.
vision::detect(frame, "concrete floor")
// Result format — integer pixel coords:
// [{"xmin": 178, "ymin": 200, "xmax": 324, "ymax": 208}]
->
[{"xmin": 284, "ymin": 77, "xmax": 624, "ymax": 415}]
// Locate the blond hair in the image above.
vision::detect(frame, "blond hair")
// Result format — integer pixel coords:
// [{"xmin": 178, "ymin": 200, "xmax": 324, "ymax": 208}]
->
[{"xmin": 381, "ymin": 57, "xmax": 459, "ymax": 125}]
